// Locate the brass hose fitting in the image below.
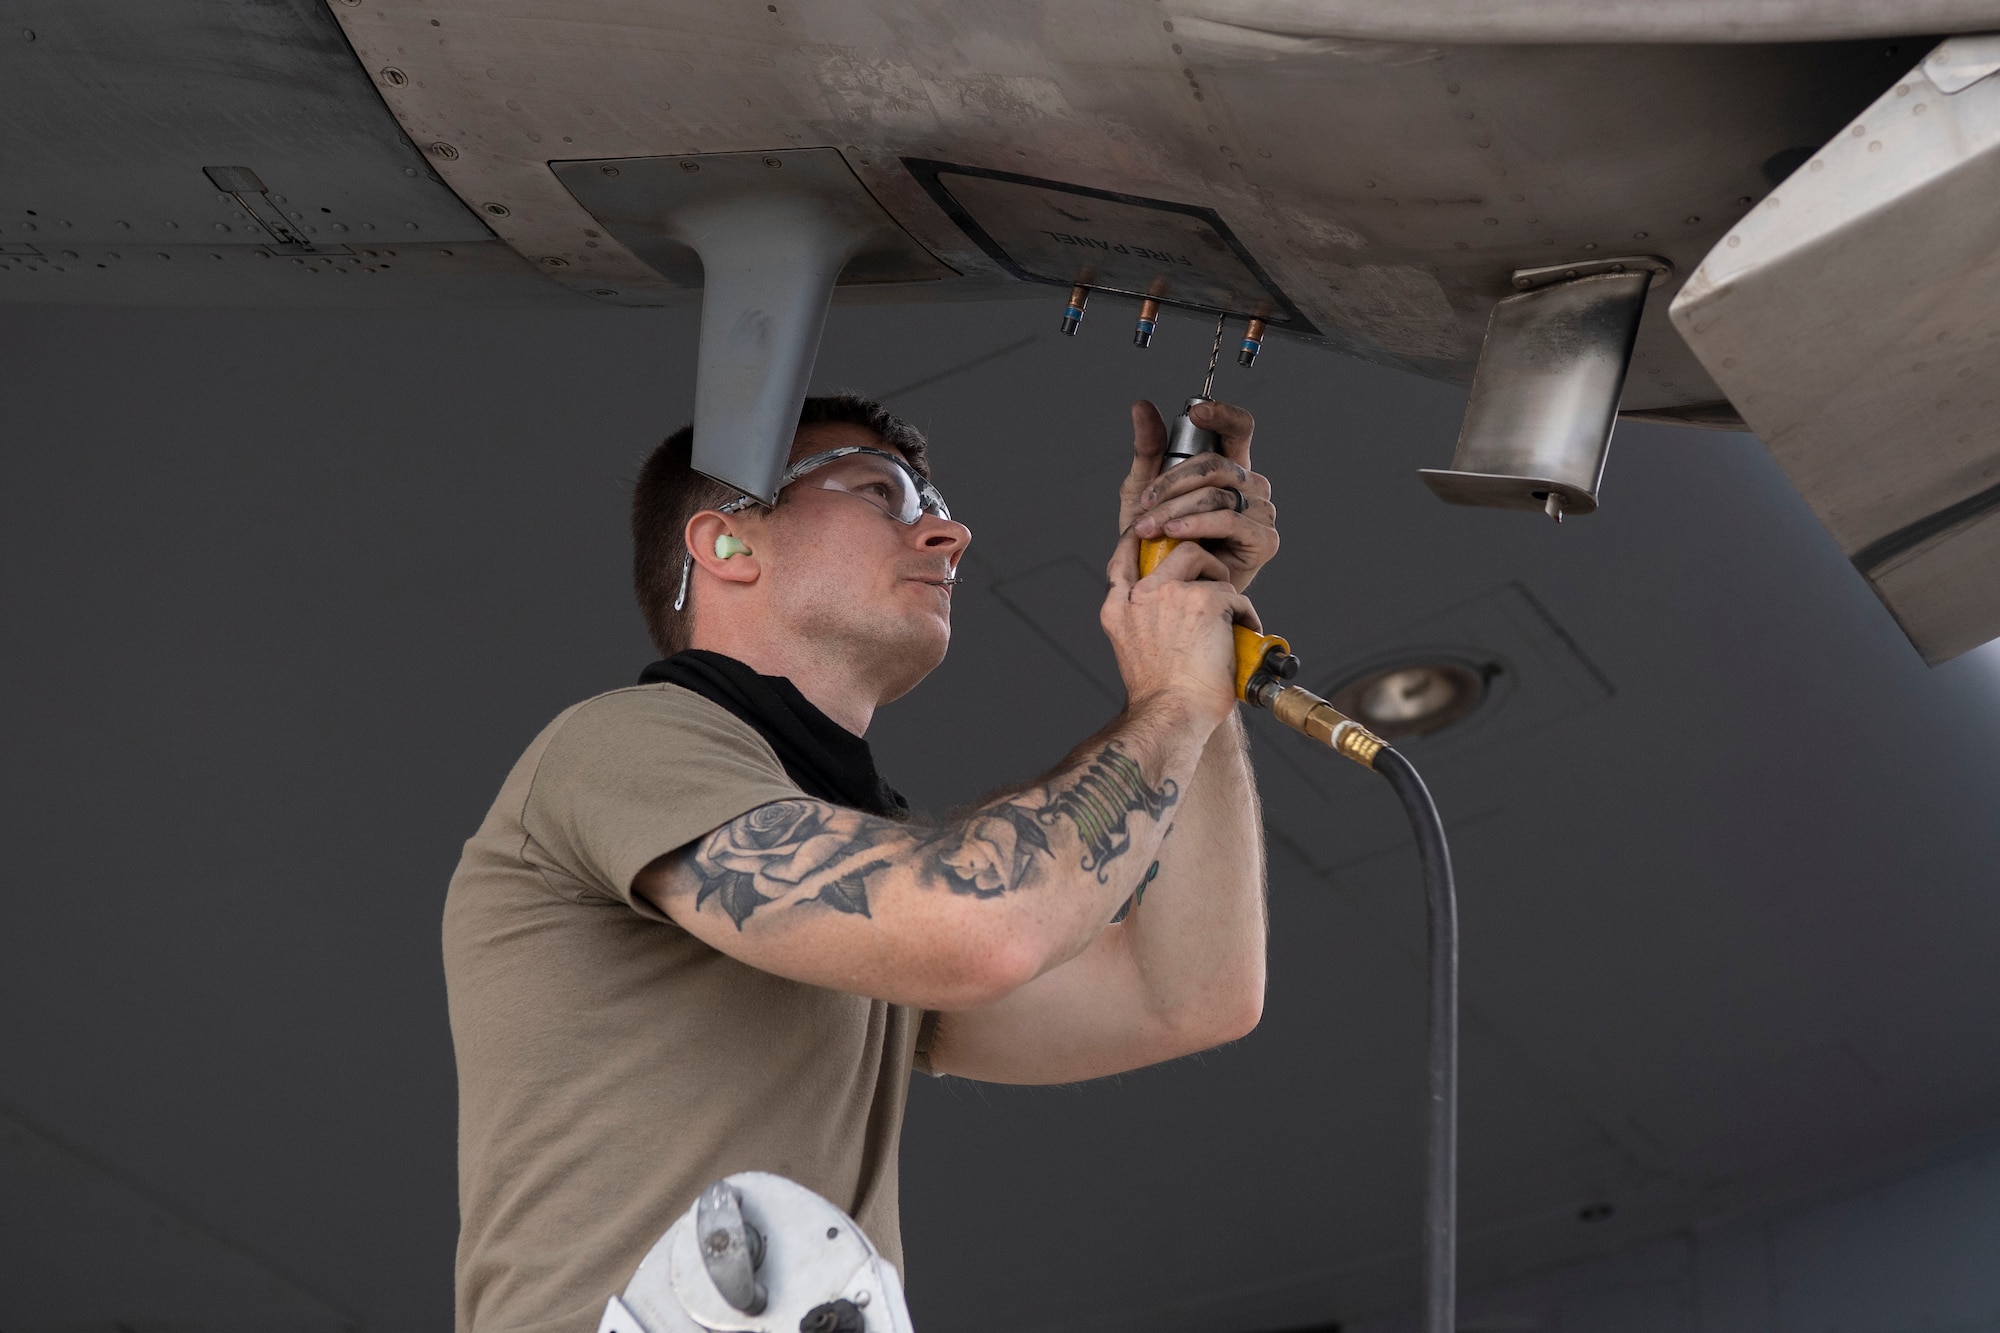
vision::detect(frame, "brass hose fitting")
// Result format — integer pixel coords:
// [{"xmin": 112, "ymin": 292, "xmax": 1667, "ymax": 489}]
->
[{"xmin": 1257, "ymin": 682, "xmax": 1387, "ymax": 769}]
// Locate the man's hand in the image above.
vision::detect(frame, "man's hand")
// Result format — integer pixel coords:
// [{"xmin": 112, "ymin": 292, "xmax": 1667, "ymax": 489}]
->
[
  {"xmin": 1102, "ymin": 527, "xmax": 1256, "ymax": 735},
  {"xmin": 1121, "ymin": 399, "xmax": 1278, "ymax": 592}
]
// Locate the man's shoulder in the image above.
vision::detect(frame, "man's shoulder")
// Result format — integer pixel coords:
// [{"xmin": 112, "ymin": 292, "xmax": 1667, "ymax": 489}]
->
[{"xmin": 531, "ymin": 684, "xmax": 782, "ymax": 788}]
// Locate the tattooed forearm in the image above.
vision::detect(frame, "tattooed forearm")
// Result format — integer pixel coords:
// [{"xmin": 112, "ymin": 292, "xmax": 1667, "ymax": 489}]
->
[
  {"xmin": 683, "ymin": 741, "xmax": 1180, "ymax": 929},
  {"xmin": 1038, "ymin": 745, "xmax": 1177, "ymax": 881}
]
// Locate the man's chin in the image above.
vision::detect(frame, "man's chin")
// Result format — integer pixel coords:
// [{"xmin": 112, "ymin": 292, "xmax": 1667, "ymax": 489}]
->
[{"xmin": 869, "ymin": 620, "xmax": 950, "ymax": 705}]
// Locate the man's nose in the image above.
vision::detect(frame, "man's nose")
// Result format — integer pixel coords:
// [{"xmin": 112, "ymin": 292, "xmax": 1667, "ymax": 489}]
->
[{"xmin": 916, "ymin": 516, "xmax": 971, "ymax": 555}]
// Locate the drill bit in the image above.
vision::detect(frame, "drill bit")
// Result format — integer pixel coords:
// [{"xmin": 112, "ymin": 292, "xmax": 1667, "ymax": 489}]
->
[{"xmin": 1201, "ymin": 312, "xmax": 1227, "ymax": 399}]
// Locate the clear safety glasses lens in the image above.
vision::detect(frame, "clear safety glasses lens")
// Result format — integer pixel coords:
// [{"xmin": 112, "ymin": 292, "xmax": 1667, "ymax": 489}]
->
[{"xmin": 786, "ymin": 450, "xmax": 949, "ymax": 526}]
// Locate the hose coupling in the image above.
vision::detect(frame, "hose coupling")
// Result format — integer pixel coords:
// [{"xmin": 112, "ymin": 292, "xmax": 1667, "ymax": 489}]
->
[{"xmin": 1250, "ymin": 682, "xmax": 1387, "ymax": 769}]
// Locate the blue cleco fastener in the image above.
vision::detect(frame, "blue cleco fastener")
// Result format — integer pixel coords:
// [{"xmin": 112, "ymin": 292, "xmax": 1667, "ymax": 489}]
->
[
  {"xmin": 1238, "ymin": 317, "xmax": 1266, "ymax": 367},
  {"xmin": 1133, "ymin": 296, "xmax": 1161, "ymax": 348},
  {"xmin": 1060, "ymin": 283, "xmax": 1089, "ymax": 335}
]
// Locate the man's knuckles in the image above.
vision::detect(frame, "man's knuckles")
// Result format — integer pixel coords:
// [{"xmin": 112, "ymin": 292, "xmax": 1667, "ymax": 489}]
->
[{"xmin": 1142, "ymin": 455, "xmax": 1251, "ymax": 506}]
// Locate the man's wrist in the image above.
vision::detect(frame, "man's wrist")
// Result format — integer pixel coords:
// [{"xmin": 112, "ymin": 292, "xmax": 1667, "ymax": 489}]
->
[{"xmin": 1124, "ymin": 685, "xmax": 1227, "ymax": 741}]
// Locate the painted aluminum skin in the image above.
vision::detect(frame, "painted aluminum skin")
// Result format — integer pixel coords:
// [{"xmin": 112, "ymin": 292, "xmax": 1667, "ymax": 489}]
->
[
  {"xmin": 321, "ymin": 1, "xmax": 1921, "ymax": 411},
  {"xmin": 1672, "ymin": 36, "xmax": 2000, "ymax": 663}
]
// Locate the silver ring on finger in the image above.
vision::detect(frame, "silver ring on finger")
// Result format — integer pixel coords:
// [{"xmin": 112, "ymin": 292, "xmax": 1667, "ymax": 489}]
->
[{"xmin": 1221, "ymin": 485, "xmax": 1248, "ymax": 514}]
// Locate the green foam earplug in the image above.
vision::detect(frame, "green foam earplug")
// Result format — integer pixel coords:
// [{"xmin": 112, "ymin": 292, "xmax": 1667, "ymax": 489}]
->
[{"xmin": 714, "ymin": 535, "xmax": 751, "ymax": 559}]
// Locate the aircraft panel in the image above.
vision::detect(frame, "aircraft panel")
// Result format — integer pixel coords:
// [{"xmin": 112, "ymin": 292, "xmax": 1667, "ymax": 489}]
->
[
  {"xmin": 1672, "ymin": 40, "xmax": 2000, "ymax": 662},
  {"xmin": 330, "ymin": 0, "xmax": 1913, "ymax": 405},
  {"xmin": 0, "ymin": 0, "xmax": 584, "ymax": 307}
]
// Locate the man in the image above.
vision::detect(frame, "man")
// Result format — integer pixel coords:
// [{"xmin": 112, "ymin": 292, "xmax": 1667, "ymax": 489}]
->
[{"xmin": 445, "ymin": 392, "xmax": 1279, "ymax": 1331}]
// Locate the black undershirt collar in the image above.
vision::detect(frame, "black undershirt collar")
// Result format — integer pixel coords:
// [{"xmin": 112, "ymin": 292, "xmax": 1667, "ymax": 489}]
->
[{"xmin": 638, "ymin": 649, "xmax": 909, "ymax": 820}]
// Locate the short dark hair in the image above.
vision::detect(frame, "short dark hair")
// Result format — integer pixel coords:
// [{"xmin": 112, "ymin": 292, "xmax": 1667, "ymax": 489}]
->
[{"xmin": 632, "ymin": 393, "xmax": 932, "ymax": 657}]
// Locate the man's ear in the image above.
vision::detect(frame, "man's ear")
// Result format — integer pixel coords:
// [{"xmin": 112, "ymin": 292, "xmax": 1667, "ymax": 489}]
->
[{"xmin": 684, "ymin": 511, "xmax": 762, "ymax": 587}]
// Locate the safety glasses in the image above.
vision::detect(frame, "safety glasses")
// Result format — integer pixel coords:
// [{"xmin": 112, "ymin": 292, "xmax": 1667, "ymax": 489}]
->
[
  {"xmin": 675, "ymin": 447, "xmax": 951, "ymax": 611},
  {"xmin": 725, "ymin": 446, "xmax": 950, "ymax": 526}
]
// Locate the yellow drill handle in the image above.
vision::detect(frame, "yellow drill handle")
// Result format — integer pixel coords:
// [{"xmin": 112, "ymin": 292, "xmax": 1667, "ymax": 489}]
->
[{"xmin": 1139, "ymin": 536, "xmax": 1290, "ymax": 702}]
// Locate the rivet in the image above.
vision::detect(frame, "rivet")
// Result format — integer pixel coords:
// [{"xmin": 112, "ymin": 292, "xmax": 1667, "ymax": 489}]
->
[
  {"xmin": 428, "ymin": 141, "xmax": 459, "ymax": 159},
  {"xmin": 1581, "ymin": 242, "xmax": 1597, "ymax": 251},
  {"xmin": 405, "ymin": 221, "xmax": 420, "ymax": 230},
  {"xmin": 679, "ymin": 160, "xmax": 700, "ymax": 172},
  {"xmin": 403, "ymin": 166, "xmax": 419, "ymax": 176},
  {"xmin": 1737, "ymin": 195, "xmax": 1753, "ymax": 205},
  {"xmin": 1852, "ymin": 124, "xmax": 1866, "ymax": 136},
  {"xmin": 599, "ymin": 165, "xmax": 619, "ymax": 176},
  {"xmin": 1685, "ymin": 215, "xmax": 1701, "ymax": 223},
  {"xmin": 482, "ymin": 202, "xmax": 510, "ymax": 216},
  {"xmin": 1868, "ymin": 140, "xmax": 1883, "ymax": 152},
  {"xmin": 381, "ymin": 67, "xmax": 408, "ymax": 86},
  {"xmin": 1727, "ymin": 235, "xmax": 1741, "ymax": 247},
  {"xmin": 854, "ymin": 1293, "xmax": 871, "ymax": 1308},
  {"xmin": 1633, "ymin": 231, "xmax": 1648, "ymax": 239},
  {"xmin": 591, "ymin": 288, "xmax": 617, "ymax": 296},
  {"xmin": 541, "ymin": 256, "xmax": 568, "ymax": 267},
  {"xmin": 1562, "ymin": 269, "xmax": 1578, "ymax": 279},
  {"xmin": 763, "ymin": 156, "xmax": 783, "ymax": 168}
]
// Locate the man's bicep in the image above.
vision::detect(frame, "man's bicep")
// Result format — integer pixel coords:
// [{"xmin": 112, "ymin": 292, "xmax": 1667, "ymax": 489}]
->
[
  {"xmin": 636, "ymin": 798, "xmax": 896, "ymax": 930},
  {"xmin": 633, "ymin": 799, "xmax": 1018, "ymax": 1009}
]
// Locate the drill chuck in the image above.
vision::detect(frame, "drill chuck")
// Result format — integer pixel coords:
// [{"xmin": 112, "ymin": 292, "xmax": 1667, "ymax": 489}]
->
[{"xmin": 1165, "ymin": 397, "xmax": 1221, "ymax": 466}]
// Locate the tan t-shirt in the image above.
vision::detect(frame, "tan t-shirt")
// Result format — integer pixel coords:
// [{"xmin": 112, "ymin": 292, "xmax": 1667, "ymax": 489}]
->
[{"xmin": 444, "ymin": 685, "xmax": 925, "ymax": 1333}]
